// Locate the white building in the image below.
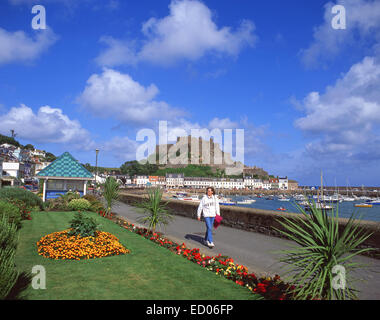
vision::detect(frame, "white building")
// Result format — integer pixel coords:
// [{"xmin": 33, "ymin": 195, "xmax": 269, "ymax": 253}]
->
[
  {"xmin": 262, "ymin": 180, "xmax": 271, "ymax": 190},
  {"xmin": 135, "ymin": 175, "xmax": 149, "ymax": 187},
  {"xmin": 184, "ymin": 177, "xmax": 246, "ymax": 190},
  {"xmin": 279, "ymin": 177, "xmax": 288, "ymax": 190},
  {"xmin": 184, "ymin": 177, "xmax": 204, "ymax": 189},
  {"xmin": 2, "ymin": 162, "xmax": 24, "ymax": 179},
  {"xmin": 34, "ymin": 162, "xmax": 51, "ymax": 175},
  {"xmin": 244, "ymin": 177, "xmax": 263, "ymax": 189},
  {"xmin": 165, "ymin": 173, "xmax": 184, "ymax": 188},
  {"xmin": 157, "ymin": 176, "xmax": 166, "ymax": 187},
  {"xmin": 0, "ymin": 143, "xmax": 16, "ymax": 149},
  {"xmin": 223, "ymin": 178, "xmax": 245, "ymax": 189},
  {"xmin": 95, "ymin": 175, "xmax": 106, "ymax": 184},
  {"xmin": 31, "ymin": 149, "xmax": 46, "ymax": 158}
]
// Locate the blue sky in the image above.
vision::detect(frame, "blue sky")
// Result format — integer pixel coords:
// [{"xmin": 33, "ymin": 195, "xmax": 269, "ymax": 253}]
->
[{"xmin": 1, "ymin": 0, "xmax": 380, "ymax": 186}]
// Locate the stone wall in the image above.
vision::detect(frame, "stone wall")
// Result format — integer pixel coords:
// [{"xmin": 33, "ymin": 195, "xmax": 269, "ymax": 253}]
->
[{"xmin": 118, "ymin": 192, "xmax": 380, "ymax": 259}]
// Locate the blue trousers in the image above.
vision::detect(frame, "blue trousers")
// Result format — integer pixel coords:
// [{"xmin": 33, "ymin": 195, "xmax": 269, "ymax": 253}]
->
[{"xmin": 204, "ymin": 217, "xmax": 215, "ymax": 243}]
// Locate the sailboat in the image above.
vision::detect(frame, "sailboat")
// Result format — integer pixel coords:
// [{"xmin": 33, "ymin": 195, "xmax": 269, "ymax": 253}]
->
[
  {"xmin": 342, "ymin": 179, "xmax": 356, "ymax": 202},
  {"xmin": 303, "ymin": 171, "xmax": 333, "ymax": 211}
]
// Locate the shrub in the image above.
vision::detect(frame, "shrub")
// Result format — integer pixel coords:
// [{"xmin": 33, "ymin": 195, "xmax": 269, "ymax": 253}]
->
[
  {"xmin": 89, "ymin": 200, "xmax": 105, "ymax": 213},
  {"xmin": 0, "ymin": 213, "xmax": 19, "ymax": 299},
  {"xmin": 0, "ymin": 187, "xmax": 43, "ymax": 210},
  {"xmin": 59, "ymin": 191, "xmax": 80, "ymax": 204},
  {"xmin": 7, "ymin": 199, "xmax": 33, "ymax": 221},
  {"xmin": 45, "ymin": 198, "xmax": 70, "ymax": 212},
  {"xmin": 275, "ymin": 201, "xmax": 375, "ymax": 300},
  {"xmin": 0, "ymin": 201, "xmax": 22, "ymax": 230},
  {"xmin": 82, "ymin": 194, "xmax": 98, "ymax": 203},
  {"xmin": 0, "ymin": 213, "xmax": 32, "ymax": 300},
  {"xmin": 68, "ymin": 212, "xmax": 99, "ymax": 238},
  {"xmin": 136, "ymin": 187, "xmax": 173, "ymax": 233},
  {"xmin": 68, "ymin": 198, "xmax": 91, "ymax": 211},
  {"xmin": 81, "ymin": 194, "xmax": 105, "ymax": 214}
]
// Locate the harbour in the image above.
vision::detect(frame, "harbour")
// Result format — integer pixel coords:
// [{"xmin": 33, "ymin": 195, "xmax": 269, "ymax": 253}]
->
[
  {"xmin": 230, "ymin": 195, "xmax": 380, "ymax": 222},
  {"xmin": 164, "ymin": 191, "xmax": 380, "ymax": 222}
]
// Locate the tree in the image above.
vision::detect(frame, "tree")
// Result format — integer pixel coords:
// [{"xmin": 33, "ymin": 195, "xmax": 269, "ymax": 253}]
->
[
  {"xmin": 136, "ymin": 188, "xmax": 173, "ymax": 233},
  {"xmin": 44, "ymin": 152, "xmax": 56, "ymax": 162},
  {"xmin": 24, "ymin": 144, "xmax": 34, "ymax": 150},
  {"xmin": 102, "ymin": 177, "xmax": 120, "ymax": 217},
  {"xmin": 120, "ymin": 160, "xmax": 158, "ymax": 176},
  {"xmin": 0, "ymin": 134, "xmax": 21, "ymax": 147}
]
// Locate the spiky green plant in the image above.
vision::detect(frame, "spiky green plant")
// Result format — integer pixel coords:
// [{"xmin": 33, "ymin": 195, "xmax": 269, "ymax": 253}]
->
[
  {"xmin": 136, "ymin": 188, "xmax": 173, "ymax": 233},
  {"xmin": 274, "ymin": 200, "xmax": 375, "ymax": 300},
  {"xmin": 0, "ymin": 213, "xmax": 19, "ymax": 299},
  {"xmin": 102, "ymin": 177, "xmax": 120, "ymax": 216}
]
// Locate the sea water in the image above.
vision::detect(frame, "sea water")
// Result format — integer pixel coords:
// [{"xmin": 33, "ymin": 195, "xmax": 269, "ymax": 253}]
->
[{"xmin": 231, "ymin": 196, "xmax": 380, "ymax": 222}]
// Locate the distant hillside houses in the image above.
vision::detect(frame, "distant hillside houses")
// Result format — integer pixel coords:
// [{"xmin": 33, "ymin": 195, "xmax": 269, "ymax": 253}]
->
[{"xmin": 0, "ymin": 143, "xmax": 52, "ymax": 186}]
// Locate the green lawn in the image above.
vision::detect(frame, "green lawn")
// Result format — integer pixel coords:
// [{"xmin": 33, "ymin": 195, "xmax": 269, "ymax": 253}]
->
[{"xmin": 15, "ymin": 211, "xmax": 259, "ymax": 300}]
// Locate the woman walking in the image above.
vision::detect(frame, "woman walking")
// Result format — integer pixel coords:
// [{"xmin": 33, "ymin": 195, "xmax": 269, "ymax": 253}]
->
[{"xmin": 197, "ymin": 187, "xmax": 221, "ymax": 248}]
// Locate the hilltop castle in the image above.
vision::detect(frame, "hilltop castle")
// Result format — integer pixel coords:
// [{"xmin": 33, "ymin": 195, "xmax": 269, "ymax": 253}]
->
[{"xmin": 147, "ymin": 135, "xmax": 268, "ymax": 177}]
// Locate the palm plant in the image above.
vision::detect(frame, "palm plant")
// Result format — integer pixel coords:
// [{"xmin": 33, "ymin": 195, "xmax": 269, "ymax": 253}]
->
[
  {"xmin": 274, "ymin": 199, "xmax": 375, "ymax": 300},
  {"xmin": 58, "ymin": 191, "xmax": 79, "ymax": 204},
  {"xmin": 136, "ymin": 187, "xmax": 173, "ymax": 233},
  {"xmin": 102, "ymin": 177, "xmax": 120, "ymax": 217}
]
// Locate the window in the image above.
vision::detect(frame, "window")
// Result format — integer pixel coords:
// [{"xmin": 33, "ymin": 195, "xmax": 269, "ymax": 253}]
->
[
  {"xmin": 66, "ymin": 180, "xmax": 84, "ymax": 192},
  {"xmin": 47, "ymin": 180, "xmax": 64, "ymax": 190}
]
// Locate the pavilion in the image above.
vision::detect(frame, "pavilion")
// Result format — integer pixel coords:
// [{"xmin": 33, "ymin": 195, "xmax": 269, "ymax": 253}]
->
[{"xmin": 37, "ymin": 152, "xmax": 94, "ymax": 201}]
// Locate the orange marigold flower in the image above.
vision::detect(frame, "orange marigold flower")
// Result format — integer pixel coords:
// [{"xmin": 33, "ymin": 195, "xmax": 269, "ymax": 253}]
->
[{"xmin": 37, "ymin": 230, "xmax": 130, "ymax": 260}]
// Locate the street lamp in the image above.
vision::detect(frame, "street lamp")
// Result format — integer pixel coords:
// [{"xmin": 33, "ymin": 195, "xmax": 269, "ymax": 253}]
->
[{"xmin": 95, "ymin": 149, "xmax": 99, "ymax": 186}]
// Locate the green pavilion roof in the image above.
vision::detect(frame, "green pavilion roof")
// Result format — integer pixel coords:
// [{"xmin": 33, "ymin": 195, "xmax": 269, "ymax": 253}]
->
[{"xmin": 37, "ymin": 152, "xmax": 94, "ymax": 179}]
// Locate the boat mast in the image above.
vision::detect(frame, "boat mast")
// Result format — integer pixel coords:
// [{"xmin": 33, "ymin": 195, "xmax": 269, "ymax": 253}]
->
[{"xmin": 321, "ymin": 170, "xmax": 324, "ymax": 201}]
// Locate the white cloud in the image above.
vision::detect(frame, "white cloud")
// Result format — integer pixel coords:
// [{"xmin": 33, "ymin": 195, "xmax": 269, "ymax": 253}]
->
[
  {"xmin": 96, "ymin": 0, "xmax": 257, "ymax": 67},
  {"xmin": 208, "ymin": 117, "xmax": 239, "ymax": 130},
  {"xmin": 77, "ymin": 68, "xmax": 184, "ymax": 124},
  {"xmin": 0, "ymin": 104, "xmax": 94, "ymax": 149},
  {"xmin": 100, "ymin": 136, "xmax": 139, "ymax": 162},
  {"xmin": 95, "ymin": 37, "xmax": 138, "ymax": 67},
  {"xmin": 300, "ymin": 0, "xmax": 380, "ymax": 68},
  {"xmin": 295, "ymin": 56, "xmax": 380, "ymax": 158},
  {"xmin": 8, "ymin": 0, "xmax": 78, "ymax": 5},
  {"xmin": 162, "ymin": 116, "xmax": 269, "ymax": 162},
  {"xmin": 0, "ymin": 27, "xmax": 57, "ymax": 65}
]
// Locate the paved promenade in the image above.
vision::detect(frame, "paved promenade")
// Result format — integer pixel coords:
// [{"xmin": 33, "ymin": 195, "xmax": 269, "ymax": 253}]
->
[{"xmin": 112, "ymin": 200, "xmax": 380, "ymax": 300}]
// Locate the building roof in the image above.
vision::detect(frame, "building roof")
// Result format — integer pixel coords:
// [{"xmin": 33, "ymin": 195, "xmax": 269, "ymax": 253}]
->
[{"xmin": 37, "ymin": 152, "xmax": 93, "ymax": 179}]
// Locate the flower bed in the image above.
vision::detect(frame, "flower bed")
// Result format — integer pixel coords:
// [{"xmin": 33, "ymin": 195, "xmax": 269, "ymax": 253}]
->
[
  {"xmin": 113, "ymin": 217, "xmax": 295, "ymax": 300},
  {"xmin": 37, "ymin": 229, "xmax": 130, "ymax": 260}
]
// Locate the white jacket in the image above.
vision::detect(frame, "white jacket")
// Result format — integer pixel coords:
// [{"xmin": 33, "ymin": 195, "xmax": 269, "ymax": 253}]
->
[{"xmin": 197, "ymin": 195, "xmax": 220, "ymax": 218}]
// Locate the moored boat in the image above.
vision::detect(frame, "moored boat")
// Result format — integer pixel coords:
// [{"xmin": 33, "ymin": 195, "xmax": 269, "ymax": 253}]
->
[
  {"xmin": 278, "ymin": 195, "xmax": 290, "ymax": 202},
  {"xmin": 182, "ymin": 196, "xmax": 200, "ymax": 202},
  {"xmin": 354, "ymin": 203, "xmax": 373, "ymax": 208},
  {"xmin": 219, "ymin": 197, "xmax": 236, "ymax": 206},
  {"xmin": 300, "ymin": 201, "xmax": 333, "ymax": 211},
  {"xmin": 220, "ymin": 201, "xmax": 236, "ymax": 206},
  {"xmin": 236, "ymin": 199, "xmax": 256, "ymax": 205}
]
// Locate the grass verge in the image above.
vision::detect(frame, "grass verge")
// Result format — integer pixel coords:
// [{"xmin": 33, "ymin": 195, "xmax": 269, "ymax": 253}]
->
[{"xmin": 15, "ymin": 211, "xmax": 261, "ymax": 300}]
